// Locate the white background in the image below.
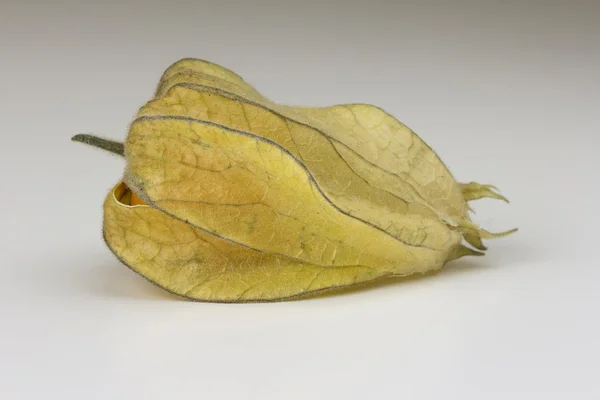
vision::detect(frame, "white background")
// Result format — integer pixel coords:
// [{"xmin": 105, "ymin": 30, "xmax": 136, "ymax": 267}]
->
[{"xmin": 1, "ymin": 1, "xmax": 598, "ymax": 399}]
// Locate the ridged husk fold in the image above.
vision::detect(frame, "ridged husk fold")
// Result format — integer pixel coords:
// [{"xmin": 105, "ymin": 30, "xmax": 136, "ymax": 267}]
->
[{"xmin": 101, "ymin": 59, "xmax": 514, "ymax": 302}]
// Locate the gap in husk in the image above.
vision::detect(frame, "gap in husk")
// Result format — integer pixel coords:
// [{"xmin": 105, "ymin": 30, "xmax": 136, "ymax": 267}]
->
[{"xmin": 113, "ymin": 181, "xmax": 148, "ymax": 207}]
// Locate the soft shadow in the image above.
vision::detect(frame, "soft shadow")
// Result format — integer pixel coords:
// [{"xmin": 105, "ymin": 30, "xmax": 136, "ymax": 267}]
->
[
  {"xmin": 88, "ymin": 261, "xmax": 182, "ymax": 302},
  {"xmin": 301, "ymin": 256, "xmax": 492, "ymax": 302},
  {"xmin": 28, "ymin": 238, "xmax": 531, "ymax": 303},
  {"xmin": 302, "ymin": 238, "xmax": 538, "ymax": 302},
  {"xmin": 25, "ymin": 249, "xmax": 178, "ymax": 302}
]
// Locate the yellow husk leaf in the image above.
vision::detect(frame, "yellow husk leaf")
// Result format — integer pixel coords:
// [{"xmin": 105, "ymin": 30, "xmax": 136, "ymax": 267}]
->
[
  {"xmin": 104, "ymin": 182, "xmax": 392, "ymax": 302},
  {"xmin": 97, "ymin": 58, "xmax": 515, "ymax": 302}
]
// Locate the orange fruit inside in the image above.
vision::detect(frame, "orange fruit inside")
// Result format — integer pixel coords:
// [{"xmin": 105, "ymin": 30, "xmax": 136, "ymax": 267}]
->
[
  {"xmin": 130, "ymin": 191, "xmax": 147, "ymax": 206},
  {"xmin": 114, "ymin": 181, "xmax": 149, "ymax": 206}
]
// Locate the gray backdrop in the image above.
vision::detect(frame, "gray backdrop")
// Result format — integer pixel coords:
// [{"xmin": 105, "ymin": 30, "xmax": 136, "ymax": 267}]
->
[{"xmin": 1, "ymin": 1, "xmax": 598, "ymax": 399}]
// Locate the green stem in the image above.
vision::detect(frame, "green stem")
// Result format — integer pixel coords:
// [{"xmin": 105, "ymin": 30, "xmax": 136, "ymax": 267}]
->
[{"xmin": 71, "ymin": 134, "xmax": 124, "ymax": 157}]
